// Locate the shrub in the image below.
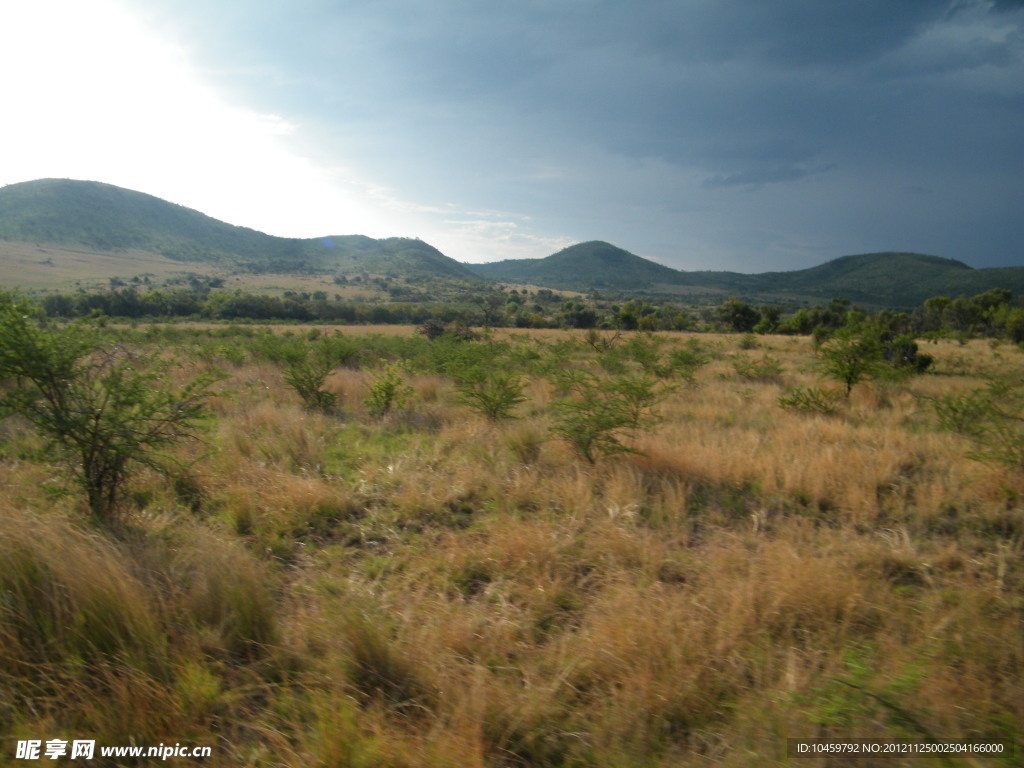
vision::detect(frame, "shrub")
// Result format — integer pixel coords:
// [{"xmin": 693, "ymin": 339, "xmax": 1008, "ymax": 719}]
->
[
  {"xmin": 601, "ymin": 334, "xmax": 705, "ymax": 382},
  {"xmin": 817, "ymin": 330, "xmax": 883, "ymax": 396},
  {"xmin": 879, "ymin": 333, "xmax": 933, "ymax": 375},
  {"xmin": 582, "ymin": 328, "xmax": 622, "ymax": 353},
  {"xmin": 602, "ymin": 371, "xmax": 675, "ymax": 432},
  {"xmin": 455, "ymin": 368, "xmax": 528, "ymax": 422},
  {"xmin": 282, "ymin": 338, "xmax": 354, "ymax": 413},
  {"xmin": 418, "ymin": 317, "xmax": 447, "ymax": 341},
  {"xmin": 925, "ymin": 373, "xmax": 1024, "ymax": 470},
  {"xmin": 365, "ymin": 362, "xmax": 414, "ymax": 418},
  {"xmin": 0, "ymin": 292, "xmax": 217, "ymax": 521},
  {"xmin": 733, "ymin": 354, "xmax": 785, "ymax": 383},
  {"xmin": 284, "ymin": 356, "xmax": 338, "ymax": 413},
  {"xmin": 667, "ymin": 339, "xmax": 712, "ymax": 385},
  {"xmin": 738, "ymin": 333, "xmax": 760, "ymax": 350},
  {"xmin": 778, "ymin": 386, "xmax": 844, "ymax": 416},
  {"xmin": 549, "ymin": 369, "xmax": 667, "ymax": 463}
]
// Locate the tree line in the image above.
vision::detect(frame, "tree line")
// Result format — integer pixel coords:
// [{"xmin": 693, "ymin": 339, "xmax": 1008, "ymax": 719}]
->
[{"xmin": 32, "ymin": 284, "xmax": 1024, "ymax": 341}]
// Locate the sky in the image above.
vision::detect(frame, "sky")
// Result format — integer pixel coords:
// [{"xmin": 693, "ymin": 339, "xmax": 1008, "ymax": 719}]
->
[{"xmin": 1, "ymin": 0, "xmax": 1022, "ymax": 272}]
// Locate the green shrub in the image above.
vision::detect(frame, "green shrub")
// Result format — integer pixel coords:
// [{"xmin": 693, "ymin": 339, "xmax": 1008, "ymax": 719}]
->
[
  {"xmin": 0, "ymin": 292, "xmax": 217, "ymax": 521},
  {"xmin": 284, "ymin": 356, "xmax": 338, "ymax": 412},
  {"xmin": 925, "ymin": 373, "xmax": 1024, "ymax": 469},
  {"xmin": 879, "ymin": 333, "xmax": 933, "ymax": 375},
  {"xmin": 733, "ymin": 354, "xmax": 785, "ymax": 383},
  {"xmin": 668, "ymin": 339, "xmax": 712, "ymax": 385},
  {"xmin": 778, "ymin": 386, "xmax": 844, "ymax": 415},
  {"xmin": 282, "ymin": 338, "xmax": 354, "ymax": 413},
  {"xmin": 738, "ymin": 333, "xmax": 760, "ymax": 350},
  {"xmin": 549, "ymin": 369, "xmax": 667, "ymax": 463},
  {"xmin": 365, "ymin": 362, "xmax": 414, "ymax": 418},
  {"xmin": 817, "ymin": 330, "xmax": 883, "ymax": 396},
  {"xmin": 455, "ymin": 368, "xmax": 528, "ymax": 421},
  {"xmin": 582, "ymin": 328, "xmax": 622, "ymax": 352}
]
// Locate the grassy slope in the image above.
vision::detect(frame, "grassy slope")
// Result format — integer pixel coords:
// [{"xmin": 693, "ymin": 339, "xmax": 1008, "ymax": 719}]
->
[
  {"xmin": 0, "ymin": 179, "xmax": 482, "ymax": 282},
  {"xmin": 0, "ymin": 240, "xmax": 220, "ymax": 289}
]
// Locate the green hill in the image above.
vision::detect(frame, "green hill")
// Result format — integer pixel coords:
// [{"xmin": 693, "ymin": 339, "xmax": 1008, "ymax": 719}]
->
[
  {"xmin": 473, "ymin": 244, "xmax": 1024, "ymax": 307},
  {"xmin": 470, "ymin": 241, "xmax": 684, "ymax": 289},
  {"xmin": 0, "ymin": 179, "xmax": 480, "ymax": 281},
  {"xmin": 733, "ymin": 252, "xmax": 1024, "ymax": 307},
  {"xmin": 319, "ymin": 235, "xmax": 481, "ymax": 281},
  {"xmin": 747, "ymin": 252, "xmax": 974, "ymax": 305},
  {"xmin": 4, "ymin": 179, "xmax": 1021, "ymax": 307}
]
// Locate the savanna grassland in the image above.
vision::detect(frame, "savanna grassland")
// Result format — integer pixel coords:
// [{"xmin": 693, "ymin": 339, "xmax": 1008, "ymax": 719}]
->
[{"xmin": 1, "ymin": 320, "xmax": 1021, "ymax": 767}]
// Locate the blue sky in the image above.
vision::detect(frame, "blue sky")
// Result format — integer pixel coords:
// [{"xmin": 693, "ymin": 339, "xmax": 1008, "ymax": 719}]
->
[{"xmin": 2, "ymin": 0, "xmax": 1022, "ymax": 271}]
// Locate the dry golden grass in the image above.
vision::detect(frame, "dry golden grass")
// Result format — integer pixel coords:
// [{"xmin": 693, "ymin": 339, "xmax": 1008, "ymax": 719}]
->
[
  {"xmin": 0, "ymin": 328, "xmax": 1021, "ymax": 766},
  {"xmin": 0, "ymin": 241, "xmax": 220, "ymax": 289}
]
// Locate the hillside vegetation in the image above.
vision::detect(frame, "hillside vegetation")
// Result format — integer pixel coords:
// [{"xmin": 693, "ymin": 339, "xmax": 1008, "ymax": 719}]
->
[
  {"xmin": 471, "ymin": 241, "xmax": 688, "ymax": 290},
  {"xmin": 0, "ymin": 179, "xmax": 481, "ymax": 281},
  {"xmin": 474, "ymin": 247, "xmax": 1024, "ymax": 307},
  {"xmin": 0, "ymin": 298, "xmax": 1021, "ymax": 765},
  {"xmin": 3, "ymin": 178, "xmax": 1023, "ymax": 307}
]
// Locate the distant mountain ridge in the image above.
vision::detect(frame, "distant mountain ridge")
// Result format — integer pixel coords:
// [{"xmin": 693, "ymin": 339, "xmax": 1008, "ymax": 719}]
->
[
  {"xmin": 470, "ymin": 243, "xmax": 1024, "ymax": 307},
  {"xmin": 0, "ymin": 179, "xmax": 481, "ymax": 281},
  {"xmin": 2, "ymin": 178, "xmax": 1022, "ymax": 307}
]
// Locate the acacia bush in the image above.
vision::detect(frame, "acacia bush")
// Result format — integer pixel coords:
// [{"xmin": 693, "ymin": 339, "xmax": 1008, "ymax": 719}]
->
[
  {"xmin": 283, "ymin": 354, "xmax": 338, "ymax": 413},
  {"xmin": 817, "ymin": 329, "xmax": 884, "ymax": 396},
  {"xmin": 281, "ymin": 336, "xmax": 355, "ymax": 413},
  {"xmin": 927, "ymin": 372, "xmax": 1024, "ymax": 470},
  {"xmin": 454, "ymin": 367, "xmax": 528, "ymax": 421},
  {"xmin": 778, "ymin": 385, "xmax": 844, "ymax": 415},
  {"xmin": 0, "ymin": 291, "xmax": 216, "ymax": 521},
  {"xmin": 549, "ymin": 368, "xmax": 668, "ymax": 463},
  {"xmin": 365, "ymin": 361, "xmax": 414, "ymax": 418}
]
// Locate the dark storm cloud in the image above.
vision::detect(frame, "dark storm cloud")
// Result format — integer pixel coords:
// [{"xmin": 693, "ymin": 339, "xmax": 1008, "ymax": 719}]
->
[{"xmin": 138, "ymin": 0, "xmax": 1023, "ymax": 270}]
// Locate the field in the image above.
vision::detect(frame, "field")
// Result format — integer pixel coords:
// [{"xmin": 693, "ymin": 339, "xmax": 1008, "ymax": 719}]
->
[
  {"xmin": 0, "ymin": 323, "xmax": 1021, "ymax": 767},
  {"xmin": 0, "ymin": 241, "xmax": 389, "ymax": 298},
  {"xmin": 0, "ymin": 241, "xmax": 221, "ymax": 290}
]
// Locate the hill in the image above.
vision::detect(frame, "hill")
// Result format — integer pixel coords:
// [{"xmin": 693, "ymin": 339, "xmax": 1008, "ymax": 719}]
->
[
  {"xmin": 670, "ymin": 252, "xmax": 1024, "ymax": 307},
  {"xmin": 470, "ymin": 241, "xmax": 685, "ymax": 290},
  {"xmin": 0, "ymin": 179, "xmax": 480, "ymax": 282},
  {"xmin": 744, "ymin": 252, "xmax": 973, "ymax": 305},
  {"xmin": 3, "ymin": 179, "xmax": 1021, "ymax": 306},
  {"xmin": 474, "ymin": 244, "xmax": 1024, "ymax": 307}
]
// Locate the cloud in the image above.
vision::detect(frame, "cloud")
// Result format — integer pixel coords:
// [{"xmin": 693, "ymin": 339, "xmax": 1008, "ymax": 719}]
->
[
  {"xmin": 5, "ymin": 0, "xmax": 1023, "ymax": 271},
  {"xmin": 430, "ymin": 219, "xmax": 575, "ymax": 265},
  {"xmin": 702, "ymin": 164, "xmax": 838, "ymax": 190},
  {"xmin": 0, "ymin": 0, "xmax": 410, "ymax": 240}
]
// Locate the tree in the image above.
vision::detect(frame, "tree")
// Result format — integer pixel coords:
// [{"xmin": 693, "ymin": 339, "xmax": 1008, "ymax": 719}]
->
[
  {"xmin": 717, "ymin": 298, "xmax": 759, "ymax": 333},
  {"xmin": 0, "ymin": 291, "xmax": 216, "ymax": 521},
  {"xmin": 817, "ymin": 329, "xmax": 883, "ymax": 397},
  {"xmin": 1004, "ymin": 308, "xmax": 1024, "ymax": 344}
]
